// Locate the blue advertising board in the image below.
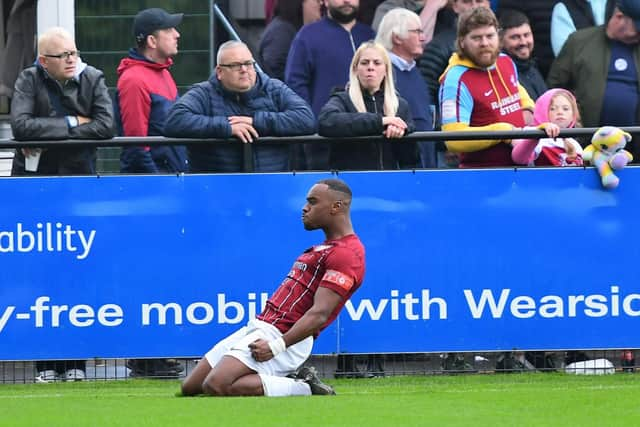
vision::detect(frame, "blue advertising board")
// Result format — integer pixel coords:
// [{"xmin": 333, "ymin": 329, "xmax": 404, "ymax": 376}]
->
[{"xmin": 0, "ymin": 167, "xmax": 639, "ymax": 360}]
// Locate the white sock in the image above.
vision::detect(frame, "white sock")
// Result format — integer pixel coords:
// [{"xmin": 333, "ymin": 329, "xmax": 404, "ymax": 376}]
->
[{"xmin": 259, "ymin": 374, "xmax": 311, "ymax": 397}]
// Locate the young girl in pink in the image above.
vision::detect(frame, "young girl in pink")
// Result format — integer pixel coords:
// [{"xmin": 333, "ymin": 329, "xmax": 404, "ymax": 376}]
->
[{"xmin": 512, "ymin": 88, "xmax": 583, "ymax": 166}]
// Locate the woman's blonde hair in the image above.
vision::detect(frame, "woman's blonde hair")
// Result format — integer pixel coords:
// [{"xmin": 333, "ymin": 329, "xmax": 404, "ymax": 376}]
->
[{"xmin": 347, "ymin": 41, "xmax": 399, "ymax": 116}]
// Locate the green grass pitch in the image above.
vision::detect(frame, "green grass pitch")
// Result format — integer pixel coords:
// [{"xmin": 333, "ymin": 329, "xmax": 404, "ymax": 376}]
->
[{"xmin": 1, "ymin": 374, "xmax": 639, "ymax": 426}]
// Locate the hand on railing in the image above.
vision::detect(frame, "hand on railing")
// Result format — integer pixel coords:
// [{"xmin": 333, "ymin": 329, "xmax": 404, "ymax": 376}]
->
[
  {"xmin": 382, "ymin": 116, "xmax": 408, "ymax": 139},
  {"xmin": 537, "ymin": 122, "xmax": 560, "ymax": 139},
  {"xmin": 229, "ymin": 116, "xmax": 258, "ymax": 143}
]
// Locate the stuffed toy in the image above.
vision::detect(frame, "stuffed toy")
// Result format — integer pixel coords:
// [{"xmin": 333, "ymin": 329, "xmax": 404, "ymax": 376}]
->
[{"xmin": 583, "ymin": 126, "xmax": 633, "ymax": 189}]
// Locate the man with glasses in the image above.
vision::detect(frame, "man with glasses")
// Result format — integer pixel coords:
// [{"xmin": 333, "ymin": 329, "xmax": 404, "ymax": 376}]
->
[
  {"xmin": 164, "ymin": 40, "xmax": 315, "ymax": 172},
  {"xmin": 376, "ymin": 8, "xmax": 434, "ymax": 168},
  {"xmin": 10, "ymin": 26, "xmax": 114, "ymax": 176},
  {"xmin": 116, "ymin": 7, "xmax": 188, "ymax": 174},
  {"xmin": 9, "ymin": 26, "xmax": 113, "ymax": 381}
]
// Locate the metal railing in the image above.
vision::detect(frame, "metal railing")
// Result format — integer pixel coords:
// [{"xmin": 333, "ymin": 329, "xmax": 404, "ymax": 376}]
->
[
  {"xmin": 4, "ymin": 127, "xmax": 637, "ymax": 148},
  {"xmin": 1, "ymin": 127, "xmax": 639, "ymax": 173}
]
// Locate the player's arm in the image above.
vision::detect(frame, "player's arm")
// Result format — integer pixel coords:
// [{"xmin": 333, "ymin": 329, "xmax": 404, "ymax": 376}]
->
[
  {"xmin": 250, "ymin": 247, "xmax": 361, "ymax": 362},
  {"xmin": 249, "ymin": 287, "xmax": 343, "ymax": 362},
  {"xmin": 283, "ymin": 287, "xmax": 342, "ymax": 346}
]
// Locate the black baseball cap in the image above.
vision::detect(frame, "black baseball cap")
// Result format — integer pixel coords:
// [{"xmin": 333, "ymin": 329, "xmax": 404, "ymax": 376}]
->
[
  {"xmin": 617, "ymin": 0, "xmax": 640, "ymax": 30},
  {"xmin": 134, "ymin": 8, "xmax": 183, "ymax": 43}
]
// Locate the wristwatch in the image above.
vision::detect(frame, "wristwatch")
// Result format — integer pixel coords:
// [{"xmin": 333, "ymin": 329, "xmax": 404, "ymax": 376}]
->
[{"xmin": 66, "ymin": 115, "xmax": 79, "ymax": 128}]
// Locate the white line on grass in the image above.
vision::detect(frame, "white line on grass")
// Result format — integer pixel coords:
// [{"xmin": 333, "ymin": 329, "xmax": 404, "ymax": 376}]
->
[{"xmin": 340, "ymin": 383, "xmax": 640, "ymax": 395}]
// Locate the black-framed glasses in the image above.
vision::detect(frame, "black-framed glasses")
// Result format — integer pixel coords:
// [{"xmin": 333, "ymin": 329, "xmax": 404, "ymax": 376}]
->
[
  {"xmin": 43, "ymin": 50, "xmax": 80, "ymax": 60},
  {"xmin": 218, "ymin": 60, "xmax": 256, "ymax": 71}
]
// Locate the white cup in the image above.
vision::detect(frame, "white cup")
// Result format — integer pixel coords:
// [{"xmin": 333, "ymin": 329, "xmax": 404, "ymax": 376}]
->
[{"xmin": 24, "ymin": 149, "xmax": 41, "ymax": 172}]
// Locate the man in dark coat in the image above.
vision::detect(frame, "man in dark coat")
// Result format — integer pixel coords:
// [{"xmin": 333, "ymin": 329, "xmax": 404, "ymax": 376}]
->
[
  {"xmin": 164, "ymin": 41, "xmax": 315, "ymax": 172},
  {"xmin": 10, "ymin": 26, "xmax": 114, "ymax": 176}
]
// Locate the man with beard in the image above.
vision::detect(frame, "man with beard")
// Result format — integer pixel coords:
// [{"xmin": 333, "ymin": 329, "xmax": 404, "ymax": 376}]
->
[
  {"xmin": 438, "ymin": 7, "xmax": 534, "ymax": 168},
  {"xmin": 499, "ymin": 9, "xmax": 547, "ymax": 100},
  {"xmin": 285, "ymin": 0, "xmax": 375, "ymax": 169},
  {"xmin": 419, "ymin": 0, "xmax": 491, "ymax": 106}
]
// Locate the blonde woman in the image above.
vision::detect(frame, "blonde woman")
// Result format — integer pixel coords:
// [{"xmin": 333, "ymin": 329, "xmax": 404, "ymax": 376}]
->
[{"xmin": 318, "ymin": 41, "xmax": 414, "ymax": 170}]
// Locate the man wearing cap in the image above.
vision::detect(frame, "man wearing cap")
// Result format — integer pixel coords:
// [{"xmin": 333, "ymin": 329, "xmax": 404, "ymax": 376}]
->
[
  {"xmin": 116, "ymin": 7, "xmax": 188, "ymax": 173},
  {"xmin": 117, "ymin": 8, "xmax": 187, "ymax": 379},
  {"xmin": 548, "ymin": 0, "xmax": 640, "ymax": 158}
]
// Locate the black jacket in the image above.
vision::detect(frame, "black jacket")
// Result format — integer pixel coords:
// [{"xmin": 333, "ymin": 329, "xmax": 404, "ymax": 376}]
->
[
  {"xmin": 318, "ymin": 88, "xmax": 414, "ymax": 170},
  {"xmin": 509, "ymin": 55, "xmax": 548, "ymax": 101},
  {"xmin": 418, "ymin": 26, "xmax": 456, "ymax": 108},
  {"xmin": 10, "ymin": 63, "xmax": 114, "ymax": 175}
]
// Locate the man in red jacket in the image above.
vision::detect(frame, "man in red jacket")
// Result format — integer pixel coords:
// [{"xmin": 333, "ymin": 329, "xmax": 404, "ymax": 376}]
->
[
  {"xmin": 117, "ymin": 8, "xmax": 187, "ymax": 378},
  {"xmin": 116, "ymin": 7, "xmax": 188, "ymax": 174}
]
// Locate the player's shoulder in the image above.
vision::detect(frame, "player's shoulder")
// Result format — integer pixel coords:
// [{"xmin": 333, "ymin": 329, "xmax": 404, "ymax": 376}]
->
[
  {"xmin": 329, "ymin": 234, "xmax": 363, "ymax": 248},
  {"xmin": 326, "ymin": 235, "xmax": 365, "ymax": 260}
]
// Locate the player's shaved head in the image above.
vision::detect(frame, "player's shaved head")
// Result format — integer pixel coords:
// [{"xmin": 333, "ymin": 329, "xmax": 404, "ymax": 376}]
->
[
  {"xmin": 303, "ymin": 179, "xmax": 355, "ymax": 237},
  {"xmin": 317, "ymin": 179, "xmax": 352, "ymax": 200}
]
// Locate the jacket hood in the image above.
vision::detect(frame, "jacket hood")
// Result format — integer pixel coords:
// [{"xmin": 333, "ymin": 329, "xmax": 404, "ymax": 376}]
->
[
  {"xmin": 439, "ymin": 52, "xmax": 503, "ymax": 83},
  {"xmin": 36, "ymin": 57, "xmax": 88, "ymax": 83},
  {"xmin": 533, "ymin": 88, "xmax": 577, "ymax": 128},
  {"xmin": 117, "ymin": 48, "xmax": 173, "ymax": 76}
]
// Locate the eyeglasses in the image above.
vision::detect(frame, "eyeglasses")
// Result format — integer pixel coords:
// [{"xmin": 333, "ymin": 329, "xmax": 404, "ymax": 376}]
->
[
  {"xmin": 218, "ymin": 60, "xmax": 256, "ymax": 71},
  {"xmin": 43, "ymin": 50, "xmax": 80, "ymax": 60},
  {"xmin": 408, "ymin": 29, "xmax": 424, "ymax": 35}
]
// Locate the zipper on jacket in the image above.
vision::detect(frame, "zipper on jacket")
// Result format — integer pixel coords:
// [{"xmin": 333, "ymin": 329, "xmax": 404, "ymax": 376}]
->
[{"xmin": 370, "ymin": 93, "xmax": 385, "ymax": 170}]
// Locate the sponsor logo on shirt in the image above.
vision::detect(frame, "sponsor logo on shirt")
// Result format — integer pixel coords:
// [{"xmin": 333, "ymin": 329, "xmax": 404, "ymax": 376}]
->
[
  {"xmin": 323, "ymin": 269, "xmax": 354, "ymax": 291},
  {"xmin": 490, "ymin": 94, "xmax": 521, "ymax": 116},
  {"xmin": 293, "ymin": 261, "xmax": 307, "ymax": 271}
]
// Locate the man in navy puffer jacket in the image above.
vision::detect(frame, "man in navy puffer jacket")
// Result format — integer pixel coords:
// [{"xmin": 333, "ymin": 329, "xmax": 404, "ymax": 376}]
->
[{"xmin": 164, "ymin": 41, "xmax": 316, "ymax": 172}]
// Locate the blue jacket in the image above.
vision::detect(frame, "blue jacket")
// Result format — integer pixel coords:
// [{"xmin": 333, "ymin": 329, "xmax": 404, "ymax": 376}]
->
[
  {"xmin": 164, "ymin": 72, "xmax": 315, "ymax": 172},
  {"xmin": 285, "ymin": 17, "xmax": 375, "ymax": 116}
]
